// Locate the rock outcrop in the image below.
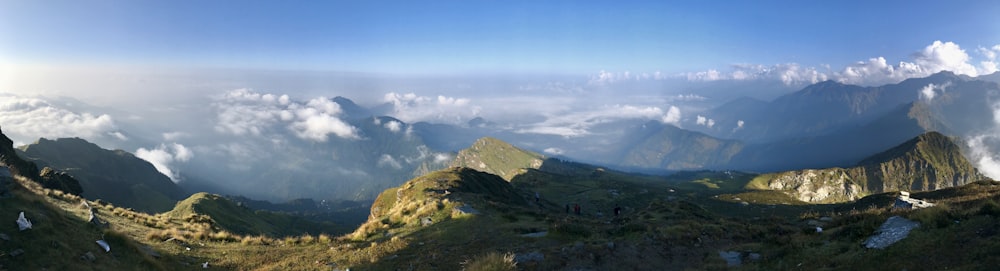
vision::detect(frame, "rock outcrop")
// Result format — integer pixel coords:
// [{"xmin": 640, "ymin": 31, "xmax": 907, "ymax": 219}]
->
[
  {"xmin": 750, "ymin": 132, "xmax": 986, "ymax": 203},
  {"xmin": 0, "ymin": 127, "xmax": 83, "ymax": 195},
  {"xmin": 864, "ymin": 216, "xmax": 920, "ymax": 249}
]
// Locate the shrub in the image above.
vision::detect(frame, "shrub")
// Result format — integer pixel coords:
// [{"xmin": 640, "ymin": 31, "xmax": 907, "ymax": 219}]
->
[{"xmin": 463, "ymin": 252, "xmax": 516, "ymax": 271}]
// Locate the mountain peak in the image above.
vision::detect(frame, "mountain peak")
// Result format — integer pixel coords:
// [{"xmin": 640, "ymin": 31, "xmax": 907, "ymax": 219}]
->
[{"xmin": 450, "ymin": 137, "xmax": 544, "ymax": 181}]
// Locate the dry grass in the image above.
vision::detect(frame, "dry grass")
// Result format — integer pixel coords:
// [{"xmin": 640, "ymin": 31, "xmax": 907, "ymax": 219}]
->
[{"xmin": 462, "ymin": 252, "xmax": 516, "ymax": 271}]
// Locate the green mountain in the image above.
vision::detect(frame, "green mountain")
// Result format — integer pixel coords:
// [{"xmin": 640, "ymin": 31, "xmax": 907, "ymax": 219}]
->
[
  {"xmin": 17, "ymin": 137, "xmax": 186, "ymax": 213},
  {"xmin": 748, "ymin": 132, "xmax": 987, "ymax": 203},
  {"xmin": 166, "ymin": 192, "xmax": 346, "ymax": 237},
  {"xmin": 617, "ymin": 122, "xmax": 744, "ymax": 170},
  {"xmin": 449, "ymin": 137, "xmax": 545, "ymax": 181},
  {"xmin": 0, "ymin": 127, "xmax": 82, "ymax": 195}
]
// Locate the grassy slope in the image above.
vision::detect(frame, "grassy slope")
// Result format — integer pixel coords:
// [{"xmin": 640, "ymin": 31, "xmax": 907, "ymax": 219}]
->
[
  {"xmin": 18, "ymin": 137, "xmax": 186, "ymax": 213},
  {"xmin": 450, "ymin": 137, "xmax": 545, "ymax": 181},
  {"xmin": 166, "ymin": 192, "xmax": 348, "ymax": 237}
]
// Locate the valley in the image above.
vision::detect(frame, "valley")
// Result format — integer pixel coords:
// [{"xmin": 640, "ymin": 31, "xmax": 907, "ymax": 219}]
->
[{"xmin": 2, "ymin": 122, "xmax": 999, "ymax": 270}]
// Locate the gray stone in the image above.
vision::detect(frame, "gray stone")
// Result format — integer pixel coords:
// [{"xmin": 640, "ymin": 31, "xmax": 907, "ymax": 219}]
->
[
  {"xmin": 819, "ymin": 216, "xmax": 834, "ymax": 222},
  {"xmin": 8, "ymin": 248, "xmax": 24, "ymax": 257},
  {"xmin": 864, "ymin": 216, "xmax": 920, "ymax": 249},
  {"xmin": 718, "ymin": 251, "xmax": 741, "ymax": 267},
  {"xmin": 0, "ymin": 233, "xmax": 9, "ymax": 241},
  {"xmin": 514, "ymin": 251, "xmax": 544, "ymax": 263},
  {"xmin": 453, "ymin": 205, "xmax": 480, "ymax": 215},
  {"xmin": 420, "ymin": 217, "xmax": 433, "ymax": 226},
  {"xmin": 748, "ymin": 253, "xmax": 762, "ymax": 261}
]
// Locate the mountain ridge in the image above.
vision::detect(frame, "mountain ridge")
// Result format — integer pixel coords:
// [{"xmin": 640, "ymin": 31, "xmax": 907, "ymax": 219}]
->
[{"xmin": 749, "ymin": 131, "xmax": 987, "ymax": 203}]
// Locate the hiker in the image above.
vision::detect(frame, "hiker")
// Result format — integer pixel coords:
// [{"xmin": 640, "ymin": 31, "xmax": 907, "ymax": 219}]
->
[
  {"xmin": 573, "ymin": 204, "xmax": 581, "ymax": 215},
  {"xmin": 565, "ymin": 204, "xmax": 570, "ymax": 214},
  {"xmin": 614, "ymin": 206, "xmax": 622, "ymax": 216}
]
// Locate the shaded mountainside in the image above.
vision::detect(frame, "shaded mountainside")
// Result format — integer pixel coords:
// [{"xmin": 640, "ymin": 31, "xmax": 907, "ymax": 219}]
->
[
  {"xmin": 450, "ymin": 137, "xmax": 545, "ymax": 181},
  {"xmin": 749, "ymin": 132, "xmax": 987, "ymax": 203},
  {"xmin": 617, "ymin": 121, "xmax": 743, "ymax": 171},
  {"xmin": 0, "ymin": 127, "xmax": 82, "ymax": 195},
  {"xmin": 167, "ymin": 192, "xmax": 347, "ymax": 237},
  {"xmin": 17, "ymin": 137, "xmax": 187, "ymax": 213},
  {"xmin": 708, "ymin": 71, "xmax": 968, "ymax": 142}
]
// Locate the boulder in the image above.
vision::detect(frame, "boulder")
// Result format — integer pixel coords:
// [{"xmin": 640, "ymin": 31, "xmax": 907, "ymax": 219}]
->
[{"xmin": 864, "ymin": 216, "xmax": 920, "ymax": 249}]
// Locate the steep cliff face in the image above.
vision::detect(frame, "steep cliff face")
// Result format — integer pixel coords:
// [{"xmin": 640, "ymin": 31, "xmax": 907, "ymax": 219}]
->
[
  {"xmin": 752, "ymin": 169, "xmax": 865, "ymax": 203},
  {"xmin": 750, "ymin": 132, "xmax": 986, "ymax": 203}
]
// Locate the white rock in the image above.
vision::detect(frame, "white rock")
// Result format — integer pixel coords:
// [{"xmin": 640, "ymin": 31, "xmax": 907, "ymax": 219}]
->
[{"xmin": 16, "ymin": 212, "xmax": 31, "ymax": 231}]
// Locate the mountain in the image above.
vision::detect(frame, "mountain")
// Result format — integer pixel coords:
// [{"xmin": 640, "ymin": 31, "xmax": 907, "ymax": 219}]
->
[
  {"xmin": 0, "ymin": 127, "xmax": 82, "ymax": 195},
  {"xmin": 696, "ymin": 72, "xmax": 1000, "ymax": 172},
  {"xmin": 332, "ymin": 96, "xmax": 373, "ymax": 120},
  {"xmin": 615, "ymin": 121, "xmax": 744, "ymax": 171},
  {"xmin": 704, "ymin": 71, "xmax": 970, "ymax": 142},
  {"xmin": 166, "ymin": 192, "xmax": 346, "ymax": 236},
  {"xmin": 17, "ymin": 137, "xmax": 187, "ymax": 213},
  {"xmin": 355, "ymin": 167, "xmax": 526, "ymax": 239},
  {"xmin": 449, "ymin": 137, "xmax": 545, "ymax": 181},
  {"xmin": 748, "ymin": 132, "xmax": 987, "ymax": 203}
]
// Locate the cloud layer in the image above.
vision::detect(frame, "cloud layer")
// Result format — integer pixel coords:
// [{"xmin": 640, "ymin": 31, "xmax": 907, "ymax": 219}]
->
[
  {"xmin": 213, "ymin": 89, "xmax": 358, "ymax": 142},
  {"xmin": 595, "ymin": 41, "xmax": 1000, "ymax": 87},
  {"xmin": 0, "ymin": 95, "xmax": 122, "ymax": 146},
  {"xmin": 135, "ymin": 143, "xmax": 193, "ymax": 183},
  {"xmin": 383, "ymin": 92, "xmax": 480, "ymax": 125}
]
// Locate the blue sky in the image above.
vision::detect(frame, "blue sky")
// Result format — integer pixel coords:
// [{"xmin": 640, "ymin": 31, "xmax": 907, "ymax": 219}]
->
[{"xmin": 3, "ymin": 0, "xmax": 999, "ymax": 75}]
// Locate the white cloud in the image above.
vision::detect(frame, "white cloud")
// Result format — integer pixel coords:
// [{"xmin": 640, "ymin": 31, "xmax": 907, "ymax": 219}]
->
[
  {"xmin": 683, "ymin": 63, "xmax": 829, "ymax": 86},
  {"xmin": 433, "ymin": 153, "xmax": 452, "ymax": 164},
  {"xmin": 0, "ymin": 95, "xmax": 120, "ymax": 146},
  {"xmin": 968, "ymin": 135, "xmax": 1000, "ymax": 179},
  {"xmin": 733, "ymin": 120, "xmax": 745, "ymax": 132},
  {"xmin": 376, "ymin": 154, "xmax": 403, "ymax": 169},
  {"xmin": 665, "ymin": 41, "xmax": 1000, "ymax": 87},
  {"xmin": 661, "ymin": 106, "xmax": 682, "ymax": 125},
  {"xmin": 135, "ymin": 143, "xmax": 193, "ymax": 183},
  {"xmin": 966, "ymin": 97, "xmax": 1000, "ymax": 180},
  {"xmin": 543, "ymin": 147, "xmax": 564, "ymax": 155},
  {"xmin": 213, "ymin": 89, "xmax": 358, "ymax": 142},
  {"xmin": 108, "ymin": 131, "xmax": 128, "ymax": 141},
  {"xmin": 695, "ymin": 115, "xmax": 715, "ymax": 128},
  {"xmin": 913, "ymin": 41, "xmax": 978, "ymax": 76},
  {"xmin": 978, "ymin": 45, "xmax": 1000, "ymax": 74},
  {"xmin": 383, "ymin": 92, "xmax": 481, "ymax": 124},
  {"xmin": 516, "ymin": 104, "xmax": 678, "ymax": 137},
  {"xmin": 384, "ymin": 120, "xmax": 402, "ymax": 133},
  {"xmin": 666, "ymin": 94, "xmax": 708, "ymax": 102},
  {"xmin": 919, "ymin": 82, "xmax": 951, "ymax": 102}
]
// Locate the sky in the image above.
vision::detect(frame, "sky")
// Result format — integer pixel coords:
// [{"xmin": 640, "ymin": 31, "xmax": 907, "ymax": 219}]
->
[
  {"xmin": 3, "ymin": 1, "xmax": 1000, "ymax": 200},
  {"xmin": 2, "ymin": 1, "xmax": 999, "ymax": 75}
]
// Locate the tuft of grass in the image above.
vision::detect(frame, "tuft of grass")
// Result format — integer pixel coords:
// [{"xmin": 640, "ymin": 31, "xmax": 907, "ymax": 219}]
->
[{"xmin": 463, "ymin": 251, "xmax": 516, "ymax": 271}]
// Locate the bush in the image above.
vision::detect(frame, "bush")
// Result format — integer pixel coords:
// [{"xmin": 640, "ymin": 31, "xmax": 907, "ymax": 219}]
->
[{"xmin": 463, "ymin": 252, "xmax": 516, "ymax": 271}]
